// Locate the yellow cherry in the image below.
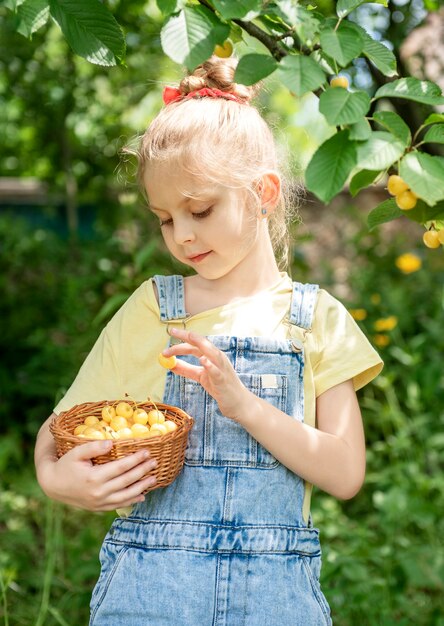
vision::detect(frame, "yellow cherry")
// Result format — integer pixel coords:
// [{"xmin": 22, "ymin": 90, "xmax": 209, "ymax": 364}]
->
[
  {"xmin": 133, "ymin": 408, "xmax": 149, "ymax": 425},
  {"xmin": 150, "ymin": 423, "xmax": 168, "ymax": 436},
  {"xmin": 396, "ymin": 190, "xmax": 417, "ymax": 210},
  {"xmin": 330, "ymin": 76, "xmax": 349, "ymax": 88},
  {"xmin": 423, "ymin": 230, "xmax": 441, "ymax": 249},
  {"xmin": 214, "ymin": 40, "xmax": 233, "ymax": 58},
  {"xmin": 101, "ymin": 405, "xmax": 116, "ymax": 423},
  {"xmin": 116, "ymin": 401, "xmax": 133, "ymax": 419},
  {"xmin": 164, "ymin": 420, "xmax": 178, "ymax": 433},
  {"xmin": 83, "ymin": 428, "xmax": 105, "ymax": 440},
  {"xmin": 387, "ymin": 174, "xmax": 409, "ymax": 196},
  {"xmin": 74, "ymin": 424, "xmax": 88, "ymax": 436},
  {"xmin": 102, "ymin": 426, "xmax": 119, "ymax": 440},
  {"xmin": 131, "ymin": 423, "xmax": 150, "ymax": 438},
  {"xmin": 110, "ymin": 416, "xmax": 129, "ymax": 431},
  {"xmin": 147, "ymin": 410, "xmax": 165, "ymax": 426},
  {"xmin": 158, "ymin": 353, "xmax": 177, "ymax": 370},
  {"xmin": 83, "ymin": 415, "xmax": 100, "ymax": 426},
  {"xmin": 117, "ymin": 427, "xmax": 134, "ymax": 439}
]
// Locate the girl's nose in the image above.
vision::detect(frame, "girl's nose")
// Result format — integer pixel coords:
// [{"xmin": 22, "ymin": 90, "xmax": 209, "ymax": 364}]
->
[{"xmin": 173, "ymin": 219, "xmax": 195, "ymax": 245}]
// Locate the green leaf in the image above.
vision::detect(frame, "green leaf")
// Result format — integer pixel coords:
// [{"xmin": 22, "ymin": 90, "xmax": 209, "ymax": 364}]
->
[
  {"xmin": 49, "ymin": 0, "xmax": 125, "ymax": 66},
  {"xmin": 374, "ymin": 77, "xmax": 444, "ymax": 106},
  {"xmin": 277, "ymin": 54, "xmax": 326, "ymax": 97},
  {"xmin": 362, "ymin": 32, "xmax": 397, "ymax": 77},
  {"xmin": 274, "ymin": 1, "xmax": 320, "ymax": 41},
  {"xmin": 3, "ymin": 0, "xmax": 25, "ymax": 10},
  {"xmin": 399, "ymin": 152, "xmax": 444, "ymax": 206},
  {"xmin": 400, "ymin": 199, "xmax": 444, "ymax": 224},
  {"xmin": 156, "ymin": 0, "xmax": 186, "ymax": 15},
  {"xmin": 305, "ymin": 130, "xmax": 358, "ymax": 203},
  {"xmin": 356, "ymin": 131, "xmax": 406, "ymax": 170},
  {"xmin": 349, "ymin": 169, "xmax": 380, "ymax": 196},
  {"xmin": 212, "ymin": 0, "xmax": 262, "ymax": 20},
  {"xmin": 367, "ymin": 198, "xmax": 403, "ymax": 230},
  {"xmin": 422, "ymin": 124, "xmax": 444, "ymax": 145},
  {"xmin": 336, "ymin": 0, "xmax": 366, "ymax": 18},
  {"xmin": 348, "ymin": 117, "xmax": 372, "ymax": 141},
  {"xmin": 373, "ymin": 110, "xmax": 411, "ymax": 145},
  {"xmin": 16, "ymin": 0, "xmax": 49, "ymax": 37},
  {"xmin": 160, "ymin": 6, "xmax": 229, "ymax": 70},
  {"xmin": 319, "ymin": 20, "xmax": 365, "ymax": 67},
  {"xmin": 319, "ymin": 88, "xmax": 371, "ymax": 125},
  {"xmin": 234, "ymin": 54, "xmax": 278, "ymax": 85},
  {"xmin": 423, "ymin": 113, "xmax": 444, "ymax": 126}
]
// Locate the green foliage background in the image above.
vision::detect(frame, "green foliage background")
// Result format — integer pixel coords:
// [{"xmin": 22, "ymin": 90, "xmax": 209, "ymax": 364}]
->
[{"xmin": 1, "ymin": 1, "xmax": 444, "ymax": 625}]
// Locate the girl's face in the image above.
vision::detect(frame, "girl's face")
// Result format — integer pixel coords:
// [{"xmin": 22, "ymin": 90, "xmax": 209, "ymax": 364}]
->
[{"xmin": 144, "ymin": 165, "xmax": 272, "ymax": 282}]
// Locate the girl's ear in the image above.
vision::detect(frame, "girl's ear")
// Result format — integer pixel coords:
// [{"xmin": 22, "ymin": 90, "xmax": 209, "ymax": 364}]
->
[{"xmin": 257, "ymin": 172, "xmax": 281, "ymax": 217}]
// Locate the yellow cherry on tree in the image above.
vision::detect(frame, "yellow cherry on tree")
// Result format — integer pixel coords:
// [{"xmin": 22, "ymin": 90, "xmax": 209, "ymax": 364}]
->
[
  {"xmin": 330, "ymin": 76, "xmax": 349, "ymax": 88},
  {"xmin": 214, "ymin": 40, "xmax": 233, "ymax": 58},
  {"xmin": 423, "ymin": 230, "xmax": 441, "ymax": 249},
  {"xmin": 387, "ymin": 174, "xmax": 409, "ymax": 196},
  {"xmin": 396, "ymin": 190, "xmax": 417, "ymax": 210}
]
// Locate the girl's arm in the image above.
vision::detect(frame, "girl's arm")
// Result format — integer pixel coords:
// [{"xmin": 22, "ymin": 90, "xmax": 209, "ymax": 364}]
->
[
  {"xmin": 163, "ymin": 328, "xmax": 366, "ymax": 500},
  {"xmin": 35, "ymin": 415, "xmax": 159, "ymax": 510},
  {"xmin": 234, "ymin": 379, "xmax": 365, "ymax": 500}
]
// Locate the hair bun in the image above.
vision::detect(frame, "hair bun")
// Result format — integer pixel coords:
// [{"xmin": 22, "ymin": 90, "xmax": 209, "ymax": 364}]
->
[{"xmin": 179, "ymin": 55, "xmax": 260, "ymax": 103}]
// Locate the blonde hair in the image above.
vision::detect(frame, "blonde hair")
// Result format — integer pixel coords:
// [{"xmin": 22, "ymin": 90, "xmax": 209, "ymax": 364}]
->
[{"xmin": 126, "ymin": 55, "xmax": 298, "ymax": 268}]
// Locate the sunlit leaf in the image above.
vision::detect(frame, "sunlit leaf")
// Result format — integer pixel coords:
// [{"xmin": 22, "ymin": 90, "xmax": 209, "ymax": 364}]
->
[
  {"xmin": 348, "ymin": 117, "xmax": 372, "ymax": 141},
  {"xmin": 319, "ymin": 88, "xmax": 371, "ymax": 125},
  {"xmin": 399, "ymin": 152, "xmax": 444, "ymax": 206},
  {"xmin": 356, "ymin": 131, "xmax": 406, "ymax": 170},
  {"xmin": 373, "ymin": 111, "xmax": 411, "ymax": 145},
  {"xmin": 362, "ymin": 32, "xmax": 397, "ymax": 77},
  {"xmin": 319, "ymin": 20, "xmax": 364, "ymax": 67},
  {"xmin": 161, "ymin": 6, "xmax": 229, "ymax": 70},
  {"xmin": 16, "ymin": 0, "xmax": 49, "ymax": 37},
  {"xmin": 212, "ymin": 0, "xmax": 262, "ymax": 20},
  {"xmin": 49, "ymin": 0, "xmax": 125, "ymax": 66},
  {"xmin": 374, "ymin": 77, "xmax": 444, "ymax": 106},
  {"xmin": 305, "ymin": 130, "xmax": 358, "ymax": 203},
  {"xmin": 422, "ymin": 124, "xmax": 444, "ymax": 145},
  {"xmin": 235, "ymin": 54, "xmax": 278, "ymax": 85},
  {"xmin": 277, "ymin": 54, "xmax": 326, "ymax": 97}
]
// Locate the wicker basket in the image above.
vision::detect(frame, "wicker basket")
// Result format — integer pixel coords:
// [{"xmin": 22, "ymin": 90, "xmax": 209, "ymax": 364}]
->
[{"xmin": 49, "ymin": 400, "xmax": 194, "ymax": 492}]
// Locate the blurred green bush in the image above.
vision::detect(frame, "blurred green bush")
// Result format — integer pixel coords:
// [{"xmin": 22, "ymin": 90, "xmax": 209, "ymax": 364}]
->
[{"xmin": 0, "ymin": 200, "xmax": 443, "ymax": 625}]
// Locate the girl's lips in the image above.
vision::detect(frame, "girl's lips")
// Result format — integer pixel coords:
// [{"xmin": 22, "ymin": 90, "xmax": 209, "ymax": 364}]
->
[{"xmin": 188, "ymin": 251, "xmax": 211, "ymax": 263}]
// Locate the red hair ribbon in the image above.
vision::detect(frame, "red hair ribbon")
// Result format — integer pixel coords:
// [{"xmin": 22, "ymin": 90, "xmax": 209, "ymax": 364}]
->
[{"xmin": 162, "ymin": 85, "xmax": 244, "ymax": 105}]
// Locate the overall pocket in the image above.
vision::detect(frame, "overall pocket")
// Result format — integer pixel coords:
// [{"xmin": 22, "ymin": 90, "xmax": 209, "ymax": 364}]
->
[{"xmin": 180, "ymin": 373, "xmax": 288, "ymax": 468}]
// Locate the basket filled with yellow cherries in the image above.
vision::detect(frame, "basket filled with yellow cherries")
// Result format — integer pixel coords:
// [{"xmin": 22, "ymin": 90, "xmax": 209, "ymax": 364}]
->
[{"xmin": 50, "ymin": 387, "xmax": 194, "ymax": 492}]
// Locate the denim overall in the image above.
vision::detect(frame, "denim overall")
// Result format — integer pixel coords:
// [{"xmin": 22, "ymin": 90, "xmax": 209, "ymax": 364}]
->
[{"xmin": 90, "ymin": 275, "xmax": 332, "ymax": 626}]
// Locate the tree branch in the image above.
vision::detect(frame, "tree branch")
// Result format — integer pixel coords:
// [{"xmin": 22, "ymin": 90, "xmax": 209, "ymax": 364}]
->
[{"xmin": 197, "ymin": 0, "xmax": 288, "ymax": 61}]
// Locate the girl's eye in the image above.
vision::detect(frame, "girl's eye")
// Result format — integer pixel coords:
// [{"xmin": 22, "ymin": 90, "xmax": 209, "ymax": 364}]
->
[
  {"xmin": 192, "ymin": 206, "xmax": 213, "ymax": 219},
  {"xmin": 159, "ymin": 217, "xmax": 173, "ymax": 227}
]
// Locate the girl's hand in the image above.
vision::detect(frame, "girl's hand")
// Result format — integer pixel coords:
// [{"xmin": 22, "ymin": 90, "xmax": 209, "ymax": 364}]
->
[
  {"xmin": 38, "ymin": 440, "xmax": 158, "ymax": 512},
  {"xmin": 162, "ymin": 328, "xmax": 252, "ymax": 420}
]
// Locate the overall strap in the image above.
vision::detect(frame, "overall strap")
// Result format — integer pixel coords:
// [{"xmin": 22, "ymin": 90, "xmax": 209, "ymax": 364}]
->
[
  {"xmin": 152, "ymin": 275, "xmax": 188, "ymax": 322},
  {"xmin": 288, "ymin": 282, "xmax": 319, "ymax": 331}
]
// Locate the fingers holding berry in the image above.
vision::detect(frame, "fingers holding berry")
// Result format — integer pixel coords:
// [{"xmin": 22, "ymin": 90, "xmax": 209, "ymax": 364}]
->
[{"xmin": 162, "ymin": 328, "xmax": 251, "ymax": 419}]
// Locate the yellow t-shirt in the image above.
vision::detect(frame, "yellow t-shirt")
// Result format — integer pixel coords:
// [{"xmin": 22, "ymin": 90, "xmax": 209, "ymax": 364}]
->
[{"xmin": 54, "ymin": 273, "xmax": 383, "ymax": 425}]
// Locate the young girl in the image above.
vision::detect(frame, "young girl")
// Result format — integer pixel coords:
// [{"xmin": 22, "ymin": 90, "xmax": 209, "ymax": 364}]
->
[{"xmin": 35, "ymin": 56, "xmax": 383, "ymax": 625}]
